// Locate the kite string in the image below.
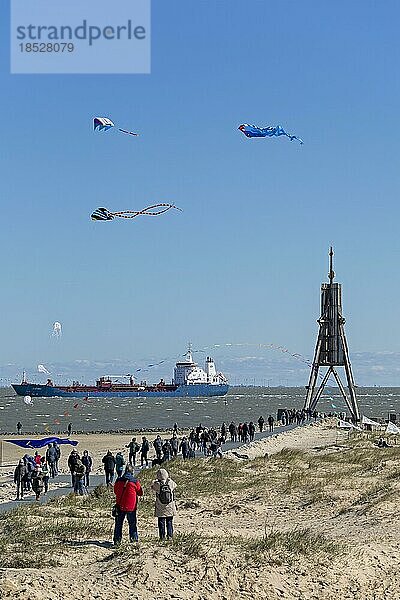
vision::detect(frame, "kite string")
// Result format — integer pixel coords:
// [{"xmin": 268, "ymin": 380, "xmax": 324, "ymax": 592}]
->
[{"xmin": 111, "ymin": 204, "xmax": 181, "ymax": 218}]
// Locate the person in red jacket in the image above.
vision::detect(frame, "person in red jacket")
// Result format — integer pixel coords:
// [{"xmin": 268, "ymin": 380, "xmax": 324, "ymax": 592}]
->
[{"xmin": 113, "ymin": 465, "xmax": 143, "ymax": 545}]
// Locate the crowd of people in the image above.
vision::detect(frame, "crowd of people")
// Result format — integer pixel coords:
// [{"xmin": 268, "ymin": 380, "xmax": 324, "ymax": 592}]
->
[
  {"xmin": 12, "ymin": 409, "xmax": 319, "ymax": 503},
  {"xmin": 9, "ymin": 409, "xmax": 341, "ymax": 544},
  {"xmin": 13, "ymin": 445, "xmax": 58, "ymax": 501}
]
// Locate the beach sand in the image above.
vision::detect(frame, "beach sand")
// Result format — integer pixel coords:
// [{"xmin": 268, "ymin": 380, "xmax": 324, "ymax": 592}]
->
[{"xmin": 1, "ymin": 420, "xmax": 399, "ymax": 599}]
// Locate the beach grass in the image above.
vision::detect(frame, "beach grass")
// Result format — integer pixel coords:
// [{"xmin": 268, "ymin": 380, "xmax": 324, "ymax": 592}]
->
[{"xmin": 1, "ymin": 435, "xmax": 399, "ymax": 576}]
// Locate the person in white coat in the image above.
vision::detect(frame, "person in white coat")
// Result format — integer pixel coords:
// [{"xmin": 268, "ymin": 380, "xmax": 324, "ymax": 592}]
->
[{"xmin": 151, "ymin": 468, "xmax": 177, "ymax": 539}]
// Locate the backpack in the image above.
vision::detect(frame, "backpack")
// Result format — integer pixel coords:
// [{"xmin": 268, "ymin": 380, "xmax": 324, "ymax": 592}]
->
[
  {"xmin": 158, "ymin": 480, "xmax": 173, "ymax": 505},
  {"xmin": 75, "ymin": 463, "xmax": 85, "ymax": 478}
]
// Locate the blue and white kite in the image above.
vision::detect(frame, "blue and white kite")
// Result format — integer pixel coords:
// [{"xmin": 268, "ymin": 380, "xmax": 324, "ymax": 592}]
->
[
  {"xmin": 238, "ymin": 124, "xmax": 303, "ymax": 144},
  {"xmin": 93, "ymin": 117, "xmax": 139, "ymax": 137}
]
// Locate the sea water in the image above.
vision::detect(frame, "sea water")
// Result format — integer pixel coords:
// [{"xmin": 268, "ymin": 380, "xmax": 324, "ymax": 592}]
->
[{"xmin": 0, "ymin": 386, "xmax": 398, "ymax": 434}]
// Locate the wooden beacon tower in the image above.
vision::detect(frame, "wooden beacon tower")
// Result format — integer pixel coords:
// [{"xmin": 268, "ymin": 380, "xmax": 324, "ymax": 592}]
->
[{"xmin": 304, "ymin": 248, "xmax": 360, "ymax": 422}]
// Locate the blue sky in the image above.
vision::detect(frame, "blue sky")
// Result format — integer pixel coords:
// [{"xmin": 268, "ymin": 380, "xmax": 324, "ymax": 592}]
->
[{"xmin": 1, "ymin": 1, "xmax": 400, "ymax": 380}]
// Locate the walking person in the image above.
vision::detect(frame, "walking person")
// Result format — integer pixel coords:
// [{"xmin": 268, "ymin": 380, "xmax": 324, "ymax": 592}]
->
[
  {"xmin": 228, "ymin": 421, "xmax": 237, "ymax": 442},
  {"xmin": 113, "ymin": 465, "xmax": 143, "ymax": 545},
  {"xmin": 179, "ymin": 436, "xmax": 189, "ymax": 460},
  {"xmin": 151, "ymin": 468, "xmax": 177, "ymax": 540},
  {"xmin": 125, "ymin": 437, "xmax": 140, "ymax": 466},
  {"xmin": 68, "ymin": 449, "xmax": 80, "ymax": 487},
  {"xmin": 73, "ymin": 459, "xmax": 86, "ymax": 495},
  {"xmin": 257, "ymin": 416, "xmax": 265, "ymax": 432},
  {"xmin": 162, "ymin": 439, "xmax": 172, "ymax": 462},
  {"xmin": 81, "ymin": 450, "xmax": 93, "ymax": 488},
  {"xmin": 153, "ymin": 435, "xmax": 163, "ymax": 461},
  {"xmin": 40, "ymin": 457, "xmax": 50, "ymax": 494},
  {"xmin": 31, "ymin": 466, "xmax": 44, "ymax": 502},
  {"xmin": 102, "ymin": 450, "xmax": 116, "ymax": 486},
  {"xmin": 189, "ymin": 428, "xmax": 196, "ymax": 448},
  {"xmin": 170, "ymin": 434, "xmax": 179, "ymax": 458},
  {"xmin": 115, "ymin": 451, "xmax": 126, "ymax": 478},
  {"xmin": 221, "ymin": 422, "xmax": 227, "ymax": 441},
  {"xmin": 16, "ymin": 421, "xmax": 22, "ymax": 435},
  {"xmin": 267, "ymin": 415, "xmax": 274, "ymax": 433},
  {"xmin": 67, "ymin": 423, "xmax": 72, "ymax": 436},
  {"xmin": 46, "ymin": 443, "xmax": 58, "ymax": 478},
  {"xmin": 210, "ymin": 439, "xmax": 223, "ymax": 458},
  {"xmin": 22, "ymin": 455, "xmax": 33, "ymax": 492},
  {"xmin": 54, "ymin": 442, "xmax": 61, "ymax": 473},
  {"xmin": 14, "ymin": 459, "xmax": 26, "ymax": 500},
  {"xmin": 141, "ymin": 437, "xmax": 150, "ymax": 467},
  {"xmin": 248, "ymin": 421, "xmax": 255, "ymax": 442}
]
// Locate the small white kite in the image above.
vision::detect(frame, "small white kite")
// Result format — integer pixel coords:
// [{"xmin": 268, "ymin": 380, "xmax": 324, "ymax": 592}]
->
[{"xmin": 52, "ymin": 322, "xmax": 62, "ymax": 338}]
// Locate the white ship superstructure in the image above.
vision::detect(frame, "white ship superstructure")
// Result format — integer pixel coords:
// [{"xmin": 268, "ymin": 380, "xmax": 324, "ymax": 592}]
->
[{"xmin": 173, "ymin": 347, "xmax": 227, "ymax": 386}]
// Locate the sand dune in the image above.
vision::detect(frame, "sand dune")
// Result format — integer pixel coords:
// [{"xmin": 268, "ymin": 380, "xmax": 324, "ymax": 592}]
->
[{"xmin": 1, "ymin": 421, "xmax": 399, "ymax": 600}]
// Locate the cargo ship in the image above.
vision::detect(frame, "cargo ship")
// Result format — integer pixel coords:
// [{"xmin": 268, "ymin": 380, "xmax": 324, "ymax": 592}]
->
[{"xmin": 12, "ymin": 348, "xmax": 229, "ymax": 399}]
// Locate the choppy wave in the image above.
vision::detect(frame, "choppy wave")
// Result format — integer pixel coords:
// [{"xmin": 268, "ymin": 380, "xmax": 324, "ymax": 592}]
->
[{"xmin": 0, "ymin": 386, "xmax": 399, "ymax": 433}]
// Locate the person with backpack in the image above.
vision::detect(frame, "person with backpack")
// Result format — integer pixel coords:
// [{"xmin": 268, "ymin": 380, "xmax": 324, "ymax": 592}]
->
[
  {"xmin": 31, "ymin": 465, "xmax": 44, "ymax": 501},
  {"xmin": 115, "ymin": 452, "xmax": 126, "ymax": 478},
  {"xmin": 81, "ymin": 450, "xmax": 93, "ymax": 488},
  {"xmin": 125, "ymin": 437, "xmax": 140, "ymax": 466},
  {"xmin": 102, "ymin": 450, "xmax": 116, "ymax": 486},
  {"xmin": 140, "ymin": 437, "xmax": 150, "ymax": 467},
  {"xmin": 210, "ymin": 439, "xmax": 223, "ymax": 458},
  {"xmin": 151, "ymin": 468, "xmax": 177, "ymax": 540},
  {"xmin": 113, "ymin": 465, "xmax": 143, "ymax": 545}
]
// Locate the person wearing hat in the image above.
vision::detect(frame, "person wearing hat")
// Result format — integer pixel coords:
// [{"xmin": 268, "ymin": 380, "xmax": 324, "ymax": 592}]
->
[
  {"xmin": 151, "ymin": 468, "xmax": 177, "ymax": 540},
  {"xmin": 113, "ymin": 465, "xmax": 143, "ymax": 545}
]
